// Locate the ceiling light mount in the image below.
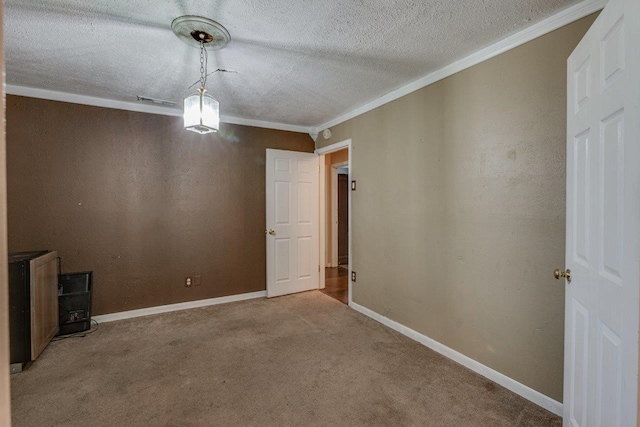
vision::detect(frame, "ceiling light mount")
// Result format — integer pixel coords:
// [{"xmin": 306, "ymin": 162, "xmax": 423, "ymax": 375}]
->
[
  {"xmin": 173, "ymin": 16, "xmax": 230, "ymax": 134},
  {"xmin": 191, "ymin": 30, "xmax": 214, "ymax": 44},
  {"xmin": 171, "ymin": 15, "xmax": 230, "ymax": 50}
]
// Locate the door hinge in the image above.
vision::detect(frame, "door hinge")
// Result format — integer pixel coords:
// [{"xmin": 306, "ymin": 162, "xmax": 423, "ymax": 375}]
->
[{"xmin": 318, "ymin": 265, "xmax": 320, "ymax": 272}]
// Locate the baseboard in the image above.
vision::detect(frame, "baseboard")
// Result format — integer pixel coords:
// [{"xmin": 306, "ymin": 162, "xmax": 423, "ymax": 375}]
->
[
  {"xmin": 93, "ymin": 290, "xmax": 267, "ymax": 323},
  {"xmin": 350, "ymin": 302, "xmax": 563, "ymax": 417}
]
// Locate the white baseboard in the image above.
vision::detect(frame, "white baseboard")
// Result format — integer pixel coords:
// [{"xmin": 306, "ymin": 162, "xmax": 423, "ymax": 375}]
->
[
  {"xmin": 350, "ymin": 301, "xmax": 563, "ymax": 417},
  {"xmin": 93, "ymin": 290, "xmax": 267, "ymax": 323}
]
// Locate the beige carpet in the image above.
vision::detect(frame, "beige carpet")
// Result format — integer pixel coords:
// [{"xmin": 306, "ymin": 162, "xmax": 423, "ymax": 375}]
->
[{"xmin": 11, "ymin": 291, "xmax": 561, "ymax": 426}]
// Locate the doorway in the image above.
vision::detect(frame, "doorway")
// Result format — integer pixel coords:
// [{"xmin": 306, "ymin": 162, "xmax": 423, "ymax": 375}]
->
[
  {"xmin": 337, "ymin": 170, "xmax": 349, "ymax": 266},
  {"xmin": 264, "ymin": 141, "xmax": 351, "ymax": 303},
  {"xmin": 317, "ymin": 142, "xmax": 351, "ymax": 305},
  {"xmin": 323, "ymin": 157, "xmax": 348, "ymax": 304}
]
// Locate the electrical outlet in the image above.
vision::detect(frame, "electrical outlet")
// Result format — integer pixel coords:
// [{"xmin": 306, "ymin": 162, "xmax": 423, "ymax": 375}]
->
[
  {"xmin": 194, "ymin": 275, "xmax": 202, "ymax": 286},
  {"xmin": 185, "ymin": 277, "xmax": 193, "ymax": 287},
  {"xmin": 351, "ymin": 271, "xmax": 356, "ymax": 282}
]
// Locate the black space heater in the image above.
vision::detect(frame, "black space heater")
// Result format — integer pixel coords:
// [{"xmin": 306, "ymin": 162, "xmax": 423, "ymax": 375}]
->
[{"xmin": 58, "ymin": 271, "xmax": 93, "ymax": 336}]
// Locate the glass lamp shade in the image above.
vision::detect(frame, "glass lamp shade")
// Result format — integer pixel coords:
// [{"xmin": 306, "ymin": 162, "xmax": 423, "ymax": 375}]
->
[{"xmin": 183, "ymin": 90, "xmax": 219, "ymax": 134}]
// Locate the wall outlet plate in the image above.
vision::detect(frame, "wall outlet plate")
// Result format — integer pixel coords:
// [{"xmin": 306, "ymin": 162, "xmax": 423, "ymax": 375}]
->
[
  {"xmin": 351, "ymin": 180, "xmax": 356, "ymax": 190},
  {"xmin": 351, "ymin": 271, "xmax": 356, "ymax": 282},
  {"xmin": 185, "ymin": 277, "xmax": 193, "ymax": 287}
]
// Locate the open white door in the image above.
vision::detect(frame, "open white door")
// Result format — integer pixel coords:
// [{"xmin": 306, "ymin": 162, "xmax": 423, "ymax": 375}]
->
[
  {"xmin": 564, "ymin": 0, "xmax": 640, "ymax": 425},
  {"xmin": 266, "ymin": 149, "xmax": 319, "ymax": 298}
]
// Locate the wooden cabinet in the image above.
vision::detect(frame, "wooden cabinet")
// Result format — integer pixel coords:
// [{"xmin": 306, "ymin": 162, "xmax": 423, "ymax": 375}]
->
[
  {"xmin": 29, "ymin": 251, "xmax": 59, "ymax": 360},
  {"xmin": 9, "ymin": 250, "xmax": 59, "ymax": 372}
]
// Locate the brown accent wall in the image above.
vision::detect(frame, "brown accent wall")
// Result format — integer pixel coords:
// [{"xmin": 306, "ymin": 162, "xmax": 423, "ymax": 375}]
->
[
  {"xmin": 316, "ymin": 15, "xmax": 597, "ymax": 402},
  {"xmin": 7, "ymin": 96, "xmax": 314, "ymax": 315}
]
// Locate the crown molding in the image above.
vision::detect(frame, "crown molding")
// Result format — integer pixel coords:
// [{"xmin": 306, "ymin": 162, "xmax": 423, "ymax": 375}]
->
[
  {"xmin": 218, "ymin": 115, "xmax": 311, "ymax": 134},
  {"xmin": 7, "ymin": 84, "xmax": 183, "ymax": 117},
  {"xmin": 312, "ymin": 0, "xmax": 607, "ymax": 133},
  {"xmin": 6, "ymin": 84, "xmax": 312, "ymax": 134},
  {"xmin": 7, "ymin": 0, "xmax": 605, "ymax": 137}
]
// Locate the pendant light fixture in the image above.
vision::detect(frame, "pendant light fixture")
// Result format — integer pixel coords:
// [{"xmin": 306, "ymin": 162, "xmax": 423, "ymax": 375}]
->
[{"xmin": 172, "ymin": 16, "xmax": 231, "ymax": 134}]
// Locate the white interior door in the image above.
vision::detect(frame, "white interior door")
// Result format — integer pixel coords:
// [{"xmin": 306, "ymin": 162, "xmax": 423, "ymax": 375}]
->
[
  {"xmin": 565, "ymin": 0, "xmax": 639, "ymax": 425},
  {"xmin": 266, "ymin": 149, "xmax": 319, "ymax": 298}
]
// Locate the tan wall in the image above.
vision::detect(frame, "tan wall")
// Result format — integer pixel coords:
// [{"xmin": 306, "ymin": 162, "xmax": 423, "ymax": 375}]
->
[
  {"xmin": 327, "ymin": 149, "xmax": 348, "ymax": 164},
  {"xmin": 324, "ymin": 149, "xmax": 348, "ymax": 263},
  {"xmin": 316, "ymin": 15, "xmax": 597, "ymax": 402},
  {"xmin": 0, "ymin": 0, "xmax": 12, "ymax": 423},
  {"xmin": 7, "ymin": 96, "xmax": 314, "ymax": 315}
]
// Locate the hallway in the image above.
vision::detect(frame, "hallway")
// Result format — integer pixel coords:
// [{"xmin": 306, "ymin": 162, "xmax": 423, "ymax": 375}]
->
[{"xmin": 320, "ymin": 267, "xmax": 348, "ymax": 304}]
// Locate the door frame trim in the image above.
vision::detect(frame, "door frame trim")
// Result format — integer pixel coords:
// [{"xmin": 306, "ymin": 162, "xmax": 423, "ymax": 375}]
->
[{"xmin": 316, "ymin": 139, "xmax": 352, "ymax": 305}]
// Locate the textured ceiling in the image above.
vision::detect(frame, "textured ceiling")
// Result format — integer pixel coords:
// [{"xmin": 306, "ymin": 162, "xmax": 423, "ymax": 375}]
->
[{"xmin": 6, "ymin": 0, "xmax": 583, "ymax": 128}]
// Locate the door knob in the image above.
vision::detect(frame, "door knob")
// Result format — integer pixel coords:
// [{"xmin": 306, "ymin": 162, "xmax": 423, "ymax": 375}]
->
[
  {"xmin": 554, "ymin": 268, "xmax": 571, "ymax": 283},
  {"xmin": 266, "ymin": 229, "xmax": 276, "ymax": 236}
]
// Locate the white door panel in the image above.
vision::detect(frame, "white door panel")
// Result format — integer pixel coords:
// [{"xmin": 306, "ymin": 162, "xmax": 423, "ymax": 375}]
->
[
  {"xmin": 266, "ymin": 149, "xmax": 319, "ymax": 298},
  {"xmin": 564, "ymin": 0, "xmax": 639, "ymax": 425}
]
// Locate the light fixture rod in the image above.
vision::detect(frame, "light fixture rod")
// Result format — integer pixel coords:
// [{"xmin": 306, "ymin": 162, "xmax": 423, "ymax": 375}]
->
[{"xmin": 198, "ymin": 41, "xmax": 208, "ymax": 91}]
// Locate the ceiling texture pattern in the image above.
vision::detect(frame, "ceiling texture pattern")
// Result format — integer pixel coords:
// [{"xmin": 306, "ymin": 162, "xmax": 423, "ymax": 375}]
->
[{"xmin": 6, "ymin": 0, "xmax": 583, "ymax": 129}]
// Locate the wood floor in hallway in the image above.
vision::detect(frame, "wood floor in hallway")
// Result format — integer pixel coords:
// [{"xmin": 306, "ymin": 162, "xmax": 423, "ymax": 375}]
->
[{"xmin": 320, "ymin": 266, "xmax": 348, "ymax": 304}]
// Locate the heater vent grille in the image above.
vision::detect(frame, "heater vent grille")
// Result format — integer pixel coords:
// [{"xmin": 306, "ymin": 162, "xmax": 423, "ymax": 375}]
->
[{"xmin": 136, "ymin": 96, "xmax": 176, "ymax": 107}]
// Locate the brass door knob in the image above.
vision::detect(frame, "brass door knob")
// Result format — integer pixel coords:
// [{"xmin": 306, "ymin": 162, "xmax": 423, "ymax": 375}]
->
[
  {"xmin": 266, "ymin": 229, "xmax": 276, "ymax": 236},
  {"xmin": 554, "ymin": 268, "xmax": 571, "ymax": 283}
]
